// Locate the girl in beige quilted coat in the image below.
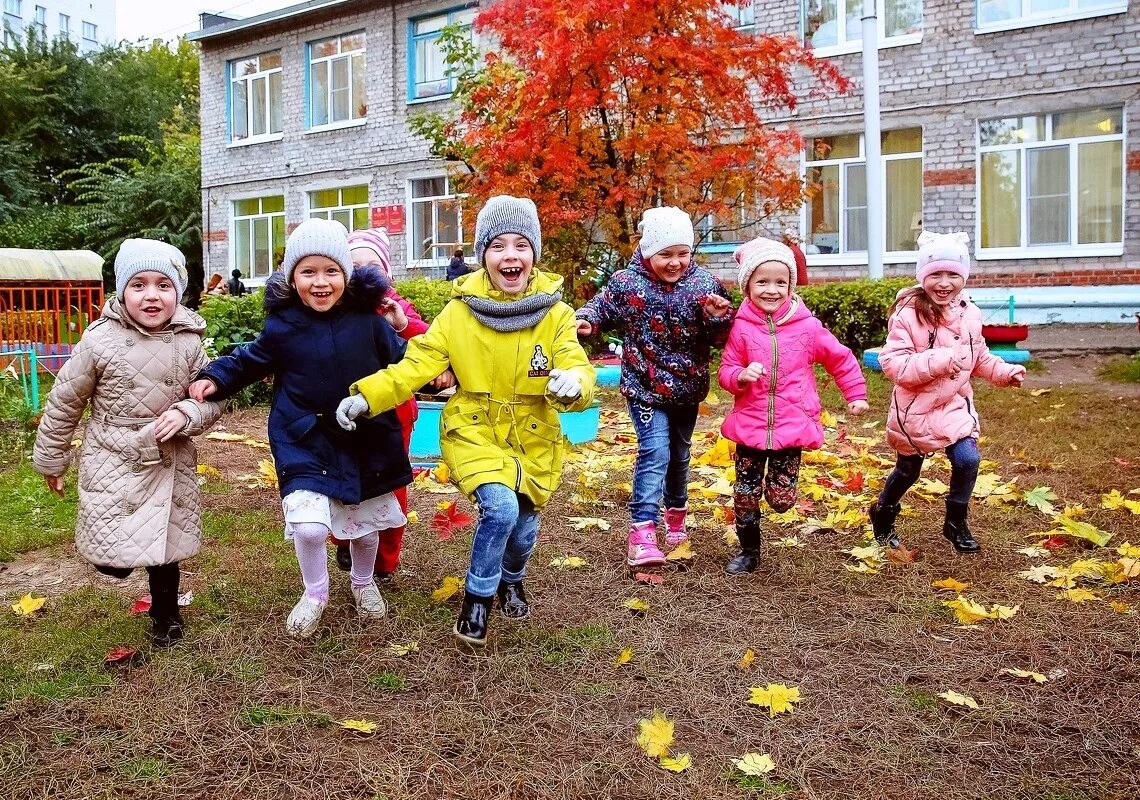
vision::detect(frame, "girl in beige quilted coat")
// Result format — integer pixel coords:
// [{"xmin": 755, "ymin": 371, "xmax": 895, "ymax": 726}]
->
[{"xmin": 33, "ymin": 239, "xmax": 222, "ymax": 647}]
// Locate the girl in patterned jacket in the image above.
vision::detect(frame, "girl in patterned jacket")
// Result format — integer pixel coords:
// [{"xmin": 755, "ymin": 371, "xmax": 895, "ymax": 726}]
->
[{"xmin": 576, "ymin": 207, "xmax": 733, "ymax": 568}]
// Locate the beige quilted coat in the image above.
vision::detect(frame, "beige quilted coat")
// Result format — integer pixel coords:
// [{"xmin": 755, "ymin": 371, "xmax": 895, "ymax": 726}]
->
[{"xmin": 33, "ymin": 299, "xmax": 223, "ymax": 568}]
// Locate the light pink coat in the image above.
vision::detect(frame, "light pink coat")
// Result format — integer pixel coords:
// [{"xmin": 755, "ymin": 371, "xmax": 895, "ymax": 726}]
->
[
  {"xmin": 718, "ymin": 297, "xmax": 866, "ymax": 451},
  {"xmin": 881, "ymin": 290, "xmax": 1021, "ymax": 455}
]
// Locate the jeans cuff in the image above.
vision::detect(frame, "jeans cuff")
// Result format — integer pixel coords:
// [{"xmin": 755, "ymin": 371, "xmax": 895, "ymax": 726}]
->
[{"xmin": 464, "ymin": 571, "xmax": 500, "ymax": 597}]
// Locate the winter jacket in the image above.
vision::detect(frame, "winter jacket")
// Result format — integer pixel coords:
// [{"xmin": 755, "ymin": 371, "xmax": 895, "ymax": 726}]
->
[
  {"xmin": 880, "ymin": 289, "xmax": 1022, "ymax": 456},
  {"xmin": 446, "ymin": 256, "xmax": 469, "ymax": 282},
  {"xmin": 386, "ymin": 288, "xmax": 430, "ymax": 431},
  {"xmin": 352, "ymin": 268, "xmax": 596, "ymax": 509},
  {"xmin": 198, "ymin": 267, "xmax": 412, "ymax": 504},
  {"xmin": 33, "ymin": 300, "xmax": 223, "ymax": 568},
  {"xmin": 718, "ymin": 297, "xmax": 866, "ymax": 451},
  {"xmin": 576, "ymin": 250, "xmax": 733, "ymax": 409}
]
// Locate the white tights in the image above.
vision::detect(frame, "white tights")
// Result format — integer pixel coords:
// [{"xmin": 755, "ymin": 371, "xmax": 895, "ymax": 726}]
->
[{"xmin": 289, "ymin": 522, "xmax": 378, "ymax": 603}]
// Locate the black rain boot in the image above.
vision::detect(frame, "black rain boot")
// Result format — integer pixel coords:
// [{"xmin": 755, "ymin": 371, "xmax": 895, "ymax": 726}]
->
[
  {"xmin": 335, "ymin": 544, "xmax": 351, "ymax": 572},
  {"xmin": 496, "ymin": 580, "xmax": 530, "ymax": 620},
  {"xmin": 868, "ymin": 499, "xmax": 903, "ymax": 549},
  {"xmin": 453, "ymin": 591, "xmax": 494, "ymax": 646},
  {"xmin": 943, "ymin": 500, "xmax": 981, "ymax": 554},
  {"xmin": 148, "ymin": 564, "xmax": 184, "ymax": 648},
  {"xmin": 725, "ymin": 525, "xmax": 762, "ymax": 575}
]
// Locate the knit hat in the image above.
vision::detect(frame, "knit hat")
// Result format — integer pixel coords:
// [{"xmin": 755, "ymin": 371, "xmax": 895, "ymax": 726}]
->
[
  {"xmin": 474, "ymin": 195, "xmax": 542, "ymax": 265},
  {"xmin": 636, "ymin": 206, "xmax": 694, "ymax": 259},
  {"xmin": 733, "ymin": 236, "xmax": 797, "ymax": 292},
  {"xmin": 347, "ymin": 227, "xmax": 391, "ymax": 275},
  {"xmin": 114, "ymin": 238, "xmax": 188, "ymax": 298},
  {"xmin": 916, "ymin": 230, "xmax": 971, "ymax": 283},
  {"xmin": 282, "ymin": 218, "xmax": 353, "ymax": 282}
]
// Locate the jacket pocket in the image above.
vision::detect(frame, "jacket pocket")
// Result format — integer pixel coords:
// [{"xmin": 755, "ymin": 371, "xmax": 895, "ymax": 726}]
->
[
  {"xmin": 518, "ymin": 415, "xmax": 561, "ymax": 491},
  {"xmin": 440, "ymin": 401, "xmax": 502, "ymax": 478}
]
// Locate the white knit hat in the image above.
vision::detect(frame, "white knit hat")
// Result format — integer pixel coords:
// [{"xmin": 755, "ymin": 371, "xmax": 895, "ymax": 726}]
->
[
  {"xmin": 734, "ymin": 236, "xmax": 797, "ymax": 292},
  {"xmin": 474, "ymin": 195, "xmax": 542, "ymax": 265},
  {"xmin": 114, "ymin": 239, "xmax": 188, "ymax": 299},
  {"xmin": 636, "ymin": 206, "xmax": 694, "ymax": 259},
  {"xmin": 282, "ymin": 218, "xmax": 353, "ymax": 282},
  {"xmin": 916, "ymin": 230, "xmax": 971, "ymax": 283}
]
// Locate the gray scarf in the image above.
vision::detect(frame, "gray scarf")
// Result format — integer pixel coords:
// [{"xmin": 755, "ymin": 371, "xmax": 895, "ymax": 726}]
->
[{"xmin": 461, "ymin": 291, "xmax": 561, "ymax": 332}]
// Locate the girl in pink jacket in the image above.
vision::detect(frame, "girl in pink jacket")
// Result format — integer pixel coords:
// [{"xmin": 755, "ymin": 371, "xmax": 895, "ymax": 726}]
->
[
  {"xmin": 718, "ymin": 237, "xmax": 868, "ymax": 574},
  {"xmin": 870, "ymin": 231, "xmax": 1025, "ymax": 554}
]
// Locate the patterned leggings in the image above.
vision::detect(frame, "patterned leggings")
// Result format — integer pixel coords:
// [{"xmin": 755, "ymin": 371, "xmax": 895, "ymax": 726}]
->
[{"xmin": 734, "ymin": 444, "xmax": 803, "ymax": 550}]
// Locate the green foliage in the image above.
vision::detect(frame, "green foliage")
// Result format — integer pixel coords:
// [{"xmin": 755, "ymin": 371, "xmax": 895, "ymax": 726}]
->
[
  {"xmin": 0, "ymin": 205, "xmax": 86, "ymax": 250},
  {"xmin": 197, "ymin": 290, "xmax": 271, "ymax": 406},
  {"xmin": 1097, "ymin": 352, "xmax": 1140, "ymax": 384},
  {"xmin": 796, "ymin": 278, "xmax": 914, "ymax": 355},
  {"xmin": 395, "ymin": 278, "xmax": 453, "ymax": 323}
]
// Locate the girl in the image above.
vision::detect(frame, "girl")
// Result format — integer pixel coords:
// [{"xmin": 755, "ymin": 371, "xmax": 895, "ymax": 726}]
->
[
  {"xmin": 871, "ymin": 231, "xmax": 1024, "ymax": 554},
  {"xmin": 576, "ymin": 207, "xmax": 733, "ymax": 568},
  {"xmin": 189, "ymin": 218, "xmax": 412, "ymax": 638},
  {"xmin": 337, "ymin": 195, "xmax": 596, "ymax": 647},
  {"xmin": 719, "ymin": 237, "xmax": 868, "ymax": 574},
  {"xmin": 34, "ymin": 239, "xmax": 222, "ymax": 646}
]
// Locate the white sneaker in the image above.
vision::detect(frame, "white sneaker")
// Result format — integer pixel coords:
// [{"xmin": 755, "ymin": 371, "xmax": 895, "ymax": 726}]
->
[
  {"xmin": 352, "ymin": 581, "xmax": 387, "ymax": 619},
  {"xmin": 285, "ymin": 595, "xmax": 327, "ymax": 638}
]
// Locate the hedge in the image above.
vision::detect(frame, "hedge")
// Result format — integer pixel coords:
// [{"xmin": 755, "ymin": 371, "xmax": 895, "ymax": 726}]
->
[{"xmin": 394, "ymin": 278, "xmax": 453, "ymax": 323}]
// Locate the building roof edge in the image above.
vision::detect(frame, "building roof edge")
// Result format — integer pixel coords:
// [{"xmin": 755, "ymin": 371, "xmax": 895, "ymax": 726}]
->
[{"xmin": 186, "ymin": 0, "xmax": 358, "ymax": 43}]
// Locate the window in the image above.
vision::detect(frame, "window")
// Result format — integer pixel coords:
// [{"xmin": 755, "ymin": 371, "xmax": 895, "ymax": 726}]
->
[
  {"xmin": 58, "ymin": 12, "xmax": 69, "ymax": 35},
  {"xmin": 409, "ymin": 7, "xmax": 475, "ymax": 101},
  {"xmin": 32, "ymin": 4, "xmax": 43, "ymax": 36},
  {"xmin": 309, "ymin": 185, "xmax": 369, "ymax": 231},
  {"xmin": 308, "ymin": 31, "xmax": 366, "ymax": 128},
  {"xmin": 4, "ymin": 1, "xmax": 20, "ymax": 16},
  {"xmin": 81, "ymin": 20, "xmax": 96, "ymax": 41},
  {"xmin": 978, "ymin": 108, "xmax": 1123, "ymax": 253},
  {"xmin": 977, "ymin": 0, "xmax": 1125, "ymax": 31},
  {"xmin": 696, "ymin": 197, "xmax": 766, "ymax": 246},
  {"xmin": 723, "ymin": 1, "xmax": 755, "ymax": 28},
  {"xmin": 803, "ymin": 0, "xmax": 922, "ymax": 53},
  {"xmin": 803, "ymin": 128, "xmax": 923, "ymax": 256},
  {"xmin": 409, "ymin": 177, "xmax": 470, "ymax": 262},
  {"xmin": 231, "ymin": 196, "xmax": 286, "ymax": 280},
  {"xmin": 229, "ymin": 51, "xmax": 283, "ymax": 143}
]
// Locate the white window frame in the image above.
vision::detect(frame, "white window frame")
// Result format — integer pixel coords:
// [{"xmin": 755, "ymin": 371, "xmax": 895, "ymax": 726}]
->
[
  {"xmin": 307, "ymin": 183, "xmax": 371, "ymax": 232},
  {"xmin": 802, "ymin": 0, "xmax": 923, "ymax": 57},
  {"xmin": 801, "ymin": 130, "xmax": 924, "ymax": 266},
  {"xmin": 306, "ymin": 30, "xmax": 367, "ymax": 132},
  {"xmin": 975, "ymin": 0, "xmax": 1126, "ymax": 34},
  {"xmin": 975, "ymin": 109, "xmax": 1125, "ymax": 260},
  {"xmin": 3, "ymin": 0, "xmax": 20, "ymax": 16},
  {"xmin": 405, "ymin": 174, "xmax": 471, "ymax": 267},
  {"xmin": 407, "ymin": 7, "xmax": 476, "ymax": 104},
  {"xmin": 228, "ymin": 51, "xmax": 284, "ymax": 146},
  {"xmin": 230, "ymin": 194, "xmax": 286, "ymax": 282},
  {"xmin": 58, "ymin": 12, "xmax": 68, "ymax": 36},
  {"xmin": 81, "ymin": 20, "xmax": 96, "ymax": 41}
]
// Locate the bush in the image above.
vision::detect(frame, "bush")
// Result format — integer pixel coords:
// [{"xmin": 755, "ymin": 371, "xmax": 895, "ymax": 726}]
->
[
  {"xmin": 395, "ymin": 278, "xmax": 452, "ymax": 323},
  {"xmin": 797, "ymin": 278, "xmax": 914, "ymax": 355},
  {"xmin": 0, "ymin": 205, "xmax": 87, "ymax": 250},
  {"xmin": 197, "ymin": 290, "xmax": 271, "ymax": 407}
]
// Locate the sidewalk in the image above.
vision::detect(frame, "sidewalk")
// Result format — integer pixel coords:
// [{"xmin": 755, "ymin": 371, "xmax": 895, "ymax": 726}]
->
[{"xmin": 1023, "ymin": 323, "xmax": 1138, "ymax": 357}]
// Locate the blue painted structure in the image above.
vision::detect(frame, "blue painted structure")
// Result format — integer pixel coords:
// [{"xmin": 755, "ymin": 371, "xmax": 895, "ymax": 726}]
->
[
  {"xmin": 409, "ymin": 399, "xmax": 602, "ymax": 460},
  {"xmin": 972, "ymin": 285, "xmax": 1140, "ymax": 326}
]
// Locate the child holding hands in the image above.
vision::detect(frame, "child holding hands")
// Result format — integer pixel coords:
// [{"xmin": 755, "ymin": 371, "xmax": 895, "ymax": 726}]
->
[{"xmin": 718, "ymin": 237, "xmax": 868, "ymax": 574}]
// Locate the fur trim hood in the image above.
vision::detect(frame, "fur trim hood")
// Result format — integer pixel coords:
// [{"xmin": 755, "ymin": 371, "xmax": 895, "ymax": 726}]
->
[{"xmin": 263, "ymin": 264, "xmax": 391, "ymax": 313}]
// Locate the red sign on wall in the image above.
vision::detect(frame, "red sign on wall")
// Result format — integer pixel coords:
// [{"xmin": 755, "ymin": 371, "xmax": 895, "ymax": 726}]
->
[{"xmin": 370, "ymin": 205, "xmax": 406, "ymax": 235}]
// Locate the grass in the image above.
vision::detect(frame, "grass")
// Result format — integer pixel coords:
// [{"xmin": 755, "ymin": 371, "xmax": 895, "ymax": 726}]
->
[
  {"xmin": 1097, "ymin": 352, "xmax": 1140, "ymax": 383},
  {"xmin": 0, "ymin": 461, "xmax": 77, "ymax": 561}
]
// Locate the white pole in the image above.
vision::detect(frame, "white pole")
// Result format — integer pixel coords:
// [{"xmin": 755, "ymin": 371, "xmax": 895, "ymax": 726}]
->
[{"xmin": 862, "ymin": 0, "xmax": 884, "ymax": 280}]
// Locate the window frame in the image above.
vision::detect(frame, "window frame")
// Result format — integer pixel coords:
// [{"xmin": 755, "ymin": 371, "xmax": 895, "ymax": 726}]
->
[
  {"xmin": 974, "ymin": 108, "xmax": 1125, "ymax": 260},
  {"xmin": 230, "ymin": 193, "xmax": 287, "ymax": 282},
  {"xmin": 58, "ymin": 12, "xmax": 69, "ymax": 36},
  {"xmin": 406, "ymin": 6, "xmax": 476, "ymax": 104},
  {"xmin": 722, "ymin": 1, "xmax": 755, "ymax": 30},
  {"xmin": 227, "ymin": 50, "xmax": 284, "ymax": 146},
  {"xmin": 3, "ymin": 0, "xmax": 20, "ymax": 17},
  {"xmin": 305, "ymin": 30, "xmax": 367, "ymax": 132},
  {"xmin": 307, "ymin": 183, "xmax": 371, "ymax": 232},
  {"xmin": 801, "ymin": 0, "xmax": 923, "ymax": 57},
  {"xmin": 31, "ymin": 4, "xmax": 43, "ymax": 37},
  {"xmin": 405, "ymin": 174, "xmax": 472, "ymax": 267},
  {"xmin": 975, "ymin": 0, "xmax": 1127, "ymax": 34},
  {"xmin": 800, "ymin": 129, "xmax": 925, "ymax": 266},
  {"xmin": 81, "ymin": 20, "xmax": 96, "ymax": 42}
]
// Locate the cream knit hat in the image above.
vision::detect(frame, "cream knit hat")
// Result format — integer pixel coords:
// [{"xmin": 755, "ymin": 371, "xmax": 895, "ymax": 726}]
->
[
  {"xmin": 282, "ymin": 218, "xmax": 353, "ymax": 282},
  {"xmin": 636, "ymin": 206, "xmax": 694, "ymax": 259},
  {"xmin": 733, "ymin": 236, "xmax": 797, "ymax": 292}
]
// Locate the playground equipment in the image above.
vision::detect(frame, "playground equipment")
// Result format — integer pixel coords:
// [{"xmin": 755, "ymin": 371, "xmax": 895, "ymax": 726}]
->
[{"xmin": 409, "ymin": 399, "xmax": 602, "ymax": 461}]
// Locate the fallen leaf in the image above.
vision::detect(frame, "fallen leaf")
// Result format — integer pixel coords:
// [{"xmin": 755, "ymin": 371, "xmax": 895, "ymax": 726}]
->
[
  {"xmin": 943, "ymin": 595, "xmax": 991, "ymax": 624},
  {"xmin": 635, "ymin": 710, "xmax": 674, "ymax": 757},
  {"xmin": 196, "ymin": 464, "xmax": 223, "ymax": 482},
  {"xmin": 1024, "ymin": 486, "xmax": 1058, "ymax": 515},
  {"xmin": 1019, "ymin": 564, "xmax": 1058, "ymax": 584},
  {"xmin": 738, "ymin": 648, "xmax": 757, "ymax": 670},
  {"xmin": 932, "ymin": 578, "xmax": 971, "ymax": 593},
  {"xmin": 432, "ymin": 461, "xmax": 450, "ymax": 484},
  {"xmin": 615, "ymin": 647, "xmax": 633, "ymax": 667},
  {"xmin": 1042, "ymin": 515, "xmax": 1113, "ymax": 548},
  {"xmin": 177, "ymin": 591, "xmax": 193, "ymax": 607},
  {"xmin": 1056, "ymin": 588, "xmax": 1100, "ymax": 603},
  {"xmin": 665, "ymin": 540, "xmax": 694, "ymax": 561},
  {"xmin": 634, "ymin": 572, "xmax": 665, "ymax": 585},
  {"xmin": 843, "ymin": 471, "xmax": 865, "ymax": 492},
  {"xmin": 1117, "ymin": 542, "xmax": 1140, "ymax": 558},
  {"xmin": 431, "ymin": 575, "xmax": 463, "ymax": 603},
  {"xmin": 1109, "ymin": 600, "xmax": 1134, "ymax": 614},
  {"xmin": 771, "ymin": 536, "xmax": 804, "ymax": 548},
  {"xmin": 939, "ymin": 690, "xmax": 979, "ymax": 709},
  {"xmin": 385, "ymin": 641, "xmax": 419, "ymax": 657},
  {"xmin": 733, "ymin": 752, "xmax": 776, "ymax": 776},
  {"xmin": 104, "ymin": 646, "xmax": 138, "ymax": 665},
  {"xmin": 431, "ymin": 501, "xmax": 474, "ymax": 540},
  {"xmin": 1029, "ymin": 388, "xmax": 1052, "ymax": 397},
  {"xmin": 747, "ymin": 683, "xmax": 801, "ymax": 717},
  {"xmin": 844, "ymin": 562, "xmax": 879, "ymax": 574},
  {"xmin": 1017, "ymin": 545, "xmax": 1050, "ymax": 558},
  {"xmin": 820, "ymin": 409, "xmax": 838, "ymax": 428},
  {"xmin": 11, "ymin": 594, "xmax": 46, "ymax": 616},
  {"xmin": 848, "ymin": 544, "xmax": 883, "ymax": 562},
  {"xmin": 886, "ymin": 543, "xmax": 922, "ymax": 564},
  {"xmin": 1001, "ymin": 668, "xmax": 1047, "ymax": 683},
  {"xmin": 549, "ymin": 556, "xmax": 588, "ymax": 569},
  {"xmin": 204, "ymin": 431, "xmax": 247, "ymax": 441},
  {"xmin": 567, "ymin": 516, "xmax": 612, "ymax": 531},
  {"xmin": 658, "ymin": 752, "xmax": 692, "ymax": 772},
  {"xmin": 989, "ymin": 603, "xmax": 1020, "ymax": 620},
  {"xmin": 406, "ymin": 511, "xmax": 419, "ymax": 524},
  {"xmin": 1041, "ymin": 535, "xmax": 1069, "ymax": 551},
  {"xmin": 623, "ymin": 598, "xmax": 650, "ymax": 614},
  {"xmin": 339, "ymin": 719, "xmax": 378, "ymax": 734},
  {"xmin": 129, "ymin": 595, "xmax": 152, "ymax": 615}
]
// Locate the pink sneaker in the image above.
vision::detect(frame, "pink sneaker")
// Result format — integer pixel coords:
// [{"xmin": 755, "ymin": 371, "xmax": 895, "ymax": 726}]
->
[
  {"xmin": 664, "ymin": 507, "xmax": 689, "ymax": 547},
  {"xmin": 627, "ymin": 521, "xmax": 666, "ymax": 567}
]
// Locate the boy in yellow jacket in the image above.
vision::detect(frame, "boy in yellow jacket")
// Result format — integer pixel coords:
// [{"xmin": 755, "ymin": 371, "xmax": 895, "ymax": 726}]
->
[{"xmin": 337, "ymin": 196, "xmax": 595, "ymax": 646}]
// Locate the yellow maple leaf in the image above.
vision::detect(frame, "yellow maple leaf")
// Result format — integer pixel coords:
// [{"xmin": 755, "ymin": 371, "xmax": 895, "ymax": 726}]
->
[
  {"xmin": 431, "ymin": 575, "xmax": 463, "ymax": 603},
  {"xmin": 738, "ymin": 648, "xmax": 757, "ymax": 670},
  {"xmin": 385, "ymin": 641, "xmax": 419, "ymax": 657},
  {"xmin": 1001, "ymin": 668, "xmax": 1047, "ymax": 683},
  {"xmin": 256, "ymin": 459, "xmax": 278, "ymax": 490},
  {"xmin": 665, "ymin": 540, "xmax": 694, "ymax": 561},
  {"xmin": 938, "ymin": 690, "xmax": 979, "ymax": 709},
  {"xmin": 624, "ymin": 598, "xmax": 650, "ymax": 613},
  {"xmin": 989, "ymin": 604, "xmax": 1020, "ymax": 620},
  {"xmin": 694, "ymin": 437, "xmax": 735, "ymax": 467},
  {"xmin": 702, "ymin": 389, "xmax": 721, "ymax": 407},
  {"xmin": 848, "ymin": 544, "xmax": 883, "ymax": 562},
  {"xmin": 658, "ymin": 752, "xmax": 692, "ymax": 772},
  {"xmin": 196, "ymin": 464, "xmax": 223, "ymax": 481},
  {"xmin": 820, "ymin": 409, "xmax": 838, "ymax": 428},
  {"xmin": 932, "ymin": 578, "xmax": 971, "ymax": 592},
  {"xmin": 772, "ymin": 536, "xmax": 804, "ymax": 548},
  {"xmin": 339, "ymin": 719, "xmax": 378, "ymax": 734},
  {"xmin": 432, "ymin": 461, "xmax": 450, "ymax": 484},
  {"xmin": 747, "ymin": 683, "xmax": 802, "ymax": 718},
  {"xmin": 844, "ymin": 562, "xmax": 879, "ymax": 574},
  {"xmin": 205, "ymin": 431, "xmax": 246, "ymax": 441},
  {"xmin": 1116, "ymin": 542, "xmax": 1140, "ymax": 558},
  {"xmin": 733, "ymin": 752, "xmax": 776, "ymax": 776},
  {"xmin": 943, "ymin": 595, "xmax": 990, "ymax": 624},
  {"xmin": 550, "ymin": 555, "xmax": 588, "ymax": 569},
  {"xmin": 614, "ymin": 647, "xmax": 633, "ymax": 667},
  {"xmin": 11, "ymin": 594, "xmax": 46, "ymax": 616},
  {"xmin": 1108, "ymin": 600, "xmax": 1134, "ymax": 614},
  {"xmin": 1056, "ymin": 588, "xmax": 1100, "ymax": 603},
  {"xmin": 700, "ymin": 476, "xmax": 734, "ymax": 497},
  {"xmin": 406, "ymin": 511, "xmax": 419, "ymax": 524},
  {"xmin": 567, "ymin": 517, "xmax": 611, "ymax": 531},
  {"xmin": 916, "ymin": 478, "xmax": 949, "ymax": 496},
  {"xmin": 635, "ymin": 710, "xmax": 675, "ymax": 757}
]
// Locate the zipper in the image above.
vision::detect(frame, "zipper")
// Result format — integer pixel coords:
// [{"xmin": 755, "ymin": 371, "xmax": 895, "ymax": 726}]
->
[
  {"xmin": 766, "ymin": 314, "xmax": 778, "ymax": 450},
  {"xmin": 512, "ymin": 456, "xmax": 522, "ymax": 492}
]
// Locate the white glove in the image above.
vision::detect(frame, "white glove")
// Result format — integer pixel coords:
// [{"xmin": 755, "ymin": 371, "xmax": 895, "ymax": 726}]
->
[
  {"xmin": 335, "ymin": 394, "xmax": 370, "ymax": 431},
  {"xmin": 547, "ymin": 368, "xmax": 581, "ymax": 402}
]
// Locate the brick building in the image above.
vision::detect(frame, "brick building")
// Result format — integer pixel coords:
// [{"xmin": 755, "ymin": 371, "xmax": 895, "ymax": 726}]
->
[{"xmin": 190, "ymin": 0, "xmax": 1139, "ymax": 299}]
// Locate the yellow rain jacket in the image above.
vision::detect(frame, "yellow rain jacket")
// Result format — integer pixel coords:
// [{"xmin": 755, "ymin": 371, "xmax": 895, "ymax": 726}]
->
[{"xmin": 352, "ymin": 268, "xmax": 596, "ymax": 508}]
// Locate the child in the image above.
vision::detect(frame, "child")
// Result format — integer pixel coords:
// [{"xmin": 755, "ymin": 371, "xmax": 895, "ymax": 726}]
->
[
  {"xmin": 575, "ymin": 206, "xmax": 733, "ymax": 567},
  {"xmin": 870, "ymin": 231, "xmax": 1024, "ymax": 553},
  {"xmin": 33, "ymin": 239, "xmax": 222, "ymax": 646},
  {"xmin": 189, "ymin": 219, "xmax": 412, "ymax": 638},
  {"xmin": 336, "ymin": 195, "xmax": 596, "ymax": 647},
  {"xmin": 718, "ymin": 237, "xmax": 868, "ymax": 573}
]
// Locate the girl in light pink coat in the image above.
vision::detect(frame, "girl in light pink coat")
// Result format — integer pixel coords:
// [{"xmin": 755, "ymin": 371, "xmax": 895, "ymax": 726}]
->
[
  {"xmin": 870, "ymin": 231, "xmax": 1025, "ymax": 555},
  {"xmin": 718, "ymin": 237, "xmax": 868, "ymax": 574}
]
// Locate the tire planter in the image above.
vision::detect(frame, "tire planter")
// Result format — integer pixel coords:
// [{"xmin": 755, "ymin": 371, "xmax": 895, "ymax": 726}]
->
[{"xmin": 981, "ymin": 323, "xmax": 1030, "ymax": 345}]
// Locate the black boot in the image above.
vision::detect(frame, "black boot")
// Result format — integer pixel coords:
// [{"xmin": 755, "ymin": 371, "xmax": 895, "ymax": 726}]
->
[
  {"xmin": 95, "ymin": 564, "xmax": 134, "ymax": 579},
  {"xmin": 725, "ymin": 525, "xmax": 762, "ymax": 575},
  {"xmin": 943, "ymin": 501, "xmax": 980, "ymax": 554},
  {"xmin": 148, "ymin": 563, "xmax": 183, "ymax": 648},
  {"xmin": 453, "ymin": 591, "xmax": 493, "ymax": 646},
  {"xmin": 868, "ymin": 500, "xmax": 902, "ymax": 549},
  {"xmin": 335, "ymin": 544, "xmax": 351, "ymax": 572},
  {"xmin": 496, "ymin": 580, "xmax": 530, "ymax": 620}
]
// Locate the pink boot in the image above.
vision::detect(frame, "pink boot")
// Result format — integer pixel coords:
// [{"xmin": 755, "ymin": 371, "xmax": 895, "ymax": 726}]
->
[
  {"xmin": 627, "ymin": 521, "xmax": 666, "ymax": 567},
  {"xmin": 664, "ymin": 507, "xmax": 689, "ymax": 547}
]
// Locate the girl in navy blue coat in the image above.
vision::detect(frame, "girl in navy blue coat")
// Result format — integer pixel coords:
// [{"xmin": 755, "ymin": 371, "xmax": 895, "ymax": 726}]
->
[{"xmin": 190, "ymin": 219, "xmax": 411, "ymax": 638}]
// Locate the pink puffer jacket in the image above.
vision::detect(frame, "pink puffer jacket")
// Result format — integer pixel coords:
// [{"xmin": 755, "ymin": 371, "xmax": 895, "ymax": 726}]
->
[
  {"xmin": 719, "ymin": 297, "xmax": 866, "ymax": 451},
  {"xmin": 881, "ymin": 290, "xmax": 1021, "ymax": 455}
]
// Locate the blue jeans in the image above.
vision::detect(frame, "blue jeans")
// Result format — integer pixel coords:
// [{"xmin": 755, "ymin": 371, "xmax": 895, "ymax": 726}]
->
[
  {"xmin": 879, "ymin": 437, "xmax": 981, "ymax": 507},
  {"xmin": 628, "ymin": 400, "xmax": 699, "ymax": 524},
  {"xmin": 466, "ymin": 482, "xmax": 540, "ymax": 597}
]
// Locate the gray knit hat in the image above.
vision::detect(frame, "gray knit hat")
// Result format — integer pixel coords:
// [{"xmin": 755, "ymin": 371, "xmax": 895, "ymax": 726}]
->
[
  {"xmin": 114, "ymin": 238, "xmax": 188, "ymax": 299},
  {"xmin": 282, "ymin": 218, "xmax": 353, "ymax": 282},
  {"xmin": 474, "ymin": 195, "xmax": 542, "ymax": 266}
]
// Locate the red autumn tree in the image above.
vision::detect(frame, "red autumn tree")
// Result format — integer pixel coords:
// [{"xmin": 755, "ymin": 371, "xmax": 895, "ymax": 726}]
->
[{"xmin": 412, "ymin": 0, "xmax": 849, "ymax": 283}]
